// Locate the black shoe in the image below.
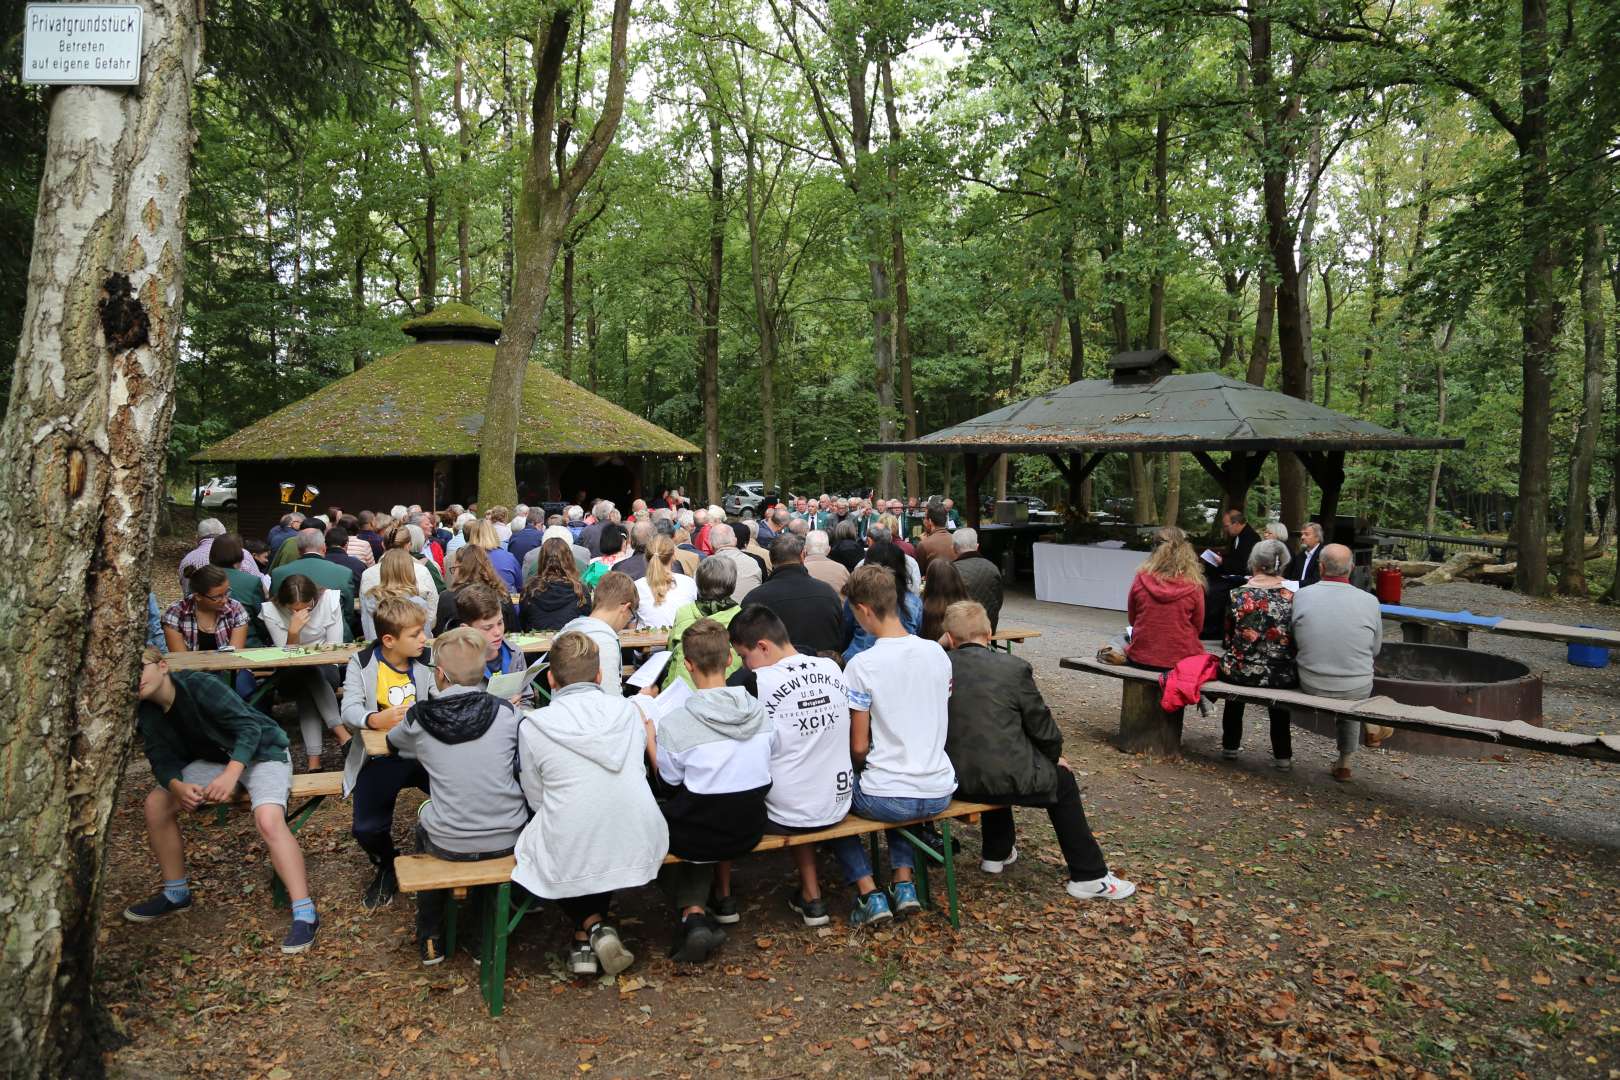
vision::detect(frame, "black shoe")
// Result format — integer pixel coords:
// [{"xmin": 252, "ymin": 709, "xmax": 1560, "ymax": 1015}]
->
[
  {"xmin": 420, "ymin": 935, "xmax": 446, "ymax": 967},
  {"xmin": 670, "ymin": 913, "xmax": 727, "ymax": 964},
  {"xmin": 915, "ymin": 825, "xmax": 961, "ymax": 856},
  {"xmin": 363, "ymin": 863, "xmax": 398, "ymax": 909},
  {"xmin": 786, "ymin": 890, "xmax": 830, "ymax": 927},
  {"xmin": 124, "ymin": 891, "xmax": 192, "ymax": 923},
  {"xmin": 708, "ymin": 893, "xmax": 740, "ymax": 925}
]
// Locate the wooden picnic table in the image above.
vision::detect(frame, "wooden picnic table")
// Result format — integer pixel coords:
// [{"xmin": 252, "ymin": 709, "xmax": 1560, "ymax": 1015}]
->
[{"xmin": 1380, "ymin": 606, "xmax": 1620, "ymax": 651}]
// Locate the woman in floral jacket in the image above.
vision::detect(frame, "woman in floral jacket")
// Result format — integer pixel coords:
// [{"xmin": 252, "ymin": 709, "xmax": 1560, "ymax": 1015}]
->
[{"xmin": 1218, "ymin": 539, "xmax": 1299, "ymax": 769}]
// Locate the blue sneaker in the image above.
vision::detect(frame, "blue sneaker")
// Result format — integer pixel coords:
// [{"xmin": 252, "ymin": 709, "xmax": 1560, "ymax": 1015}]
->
[
  {"xmin": 891, "ymin": 881, "xmax": 923, "ymax": 916},
  {"xmin": 124, "ymin": 891, "xmax": 192, "ymax": 923},
  {"xmin": 848, "ymin": 890, "xmax": 893, "ymax": 928},
  {"xmin": 281, "ymin": 917, "xmax": 319, "ymax": 955}
]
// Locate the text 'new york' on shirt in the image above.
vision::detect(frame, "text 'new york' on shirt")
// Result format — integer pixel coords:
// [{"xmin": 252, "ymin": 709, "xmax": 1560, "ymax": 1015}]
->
[
  {"xmin": 754, "ymin": 653, "xmax": 854, "ymax": 829},
  {"xmin": 843, "ymin": 635, "xmax": 956, "ymax": 800}
]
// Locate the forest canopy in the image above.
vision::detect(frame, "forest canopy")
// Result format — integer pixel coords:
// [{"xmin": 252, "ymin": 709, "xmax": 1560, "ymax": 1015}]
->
[{"xmin": 1, "ymin": 0, "xmax": 1616, "ymax": 594}]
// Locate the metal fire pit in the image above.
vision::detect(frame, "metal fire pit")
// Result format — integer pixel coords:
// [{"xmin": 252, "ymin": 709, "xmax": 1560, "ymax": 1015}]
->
[{"xmin": 1293, "ymin": 642, "xmax": 1544, "ymax": 759}]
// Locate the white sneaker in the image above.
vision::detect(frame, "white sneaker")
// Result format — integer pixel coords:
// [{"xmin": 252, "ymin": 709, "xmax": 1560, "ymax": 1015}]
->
[
  {"xmin": 1273, "ymin": 758, "xmax": 1293, "ymax": 772},
  {"xmin": 1066, "ymin": 872, "xmax": 1137, "ymax": 901},
  {"xmin": 1221, "ymin": 748, "xmax": 1240, "ymax": 760},
  {"xmin": 980, "ymin": 847, "xmax": 1018, "ymax": 874}
]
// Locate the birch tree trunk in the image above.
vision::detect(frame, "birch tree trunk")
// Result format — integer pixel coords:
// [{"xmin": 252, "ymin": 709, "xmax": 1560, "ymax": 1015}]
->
[
  {"xmin": 478, "ymin": 0, "xmax": 633, "ymax": 508},
  {"xmin": 702, "ymin": 89, "xmax": 724, "ymax": 507},
  {"xmin": 0, "ymin": 2, "xmax": 200, "ymax": 1074}
]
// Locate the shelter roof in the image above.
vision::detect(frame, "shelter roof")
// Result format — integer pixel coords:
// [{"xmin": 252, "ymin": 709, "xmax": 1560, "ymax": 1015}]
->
[
  {"xmin": 865, "ymin": 370, "xmax": 1462, "ymax": 455},
  {"xmin": 194, "ymin": 307, "xmax": 699, "ymax": 463}
]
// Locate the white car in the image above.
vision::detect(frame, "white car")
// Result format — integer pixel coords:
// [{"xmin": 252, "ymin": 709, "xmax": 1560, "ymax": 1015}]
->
[{"xmin": 199, "ymin": 476, "xmax": 238, "ymax": 511}]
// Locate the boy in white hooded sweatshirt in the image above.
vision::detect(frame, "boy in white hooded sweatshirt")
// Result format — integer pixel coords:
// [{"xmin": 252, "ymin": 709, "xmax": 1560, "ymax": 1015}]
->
[{"xmin": 513, "ymin": 631, "xmax": 668, "ymax": 977}]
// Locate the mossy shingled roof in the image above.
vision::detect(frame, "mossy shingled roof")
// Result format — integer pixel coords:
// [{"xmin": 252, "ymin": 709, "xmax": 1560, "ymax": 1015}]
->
[{"xmin": 194, "ymin": 337, "xmax": 699, "ymax": 462}]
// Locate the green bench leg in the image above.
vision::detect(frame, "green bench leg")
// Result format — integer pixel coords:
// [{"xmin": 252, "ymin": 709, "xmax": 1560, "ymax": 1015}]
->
[
  {"xmin": 941, "ymin": 820, "xmax": 960, "ymax": 929},
  {"xmin": 893, "ymin": 822, "xmax": 961, "ymax": 929},
  {"xmin": 489, "ymin": 883, "xmax": 512, "ymax": 1017}
]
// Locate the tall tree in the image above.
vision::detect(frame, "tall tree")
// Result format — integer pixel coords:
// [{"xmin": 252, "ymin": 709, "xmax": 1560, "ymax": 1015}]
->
[
  {"xmin": 1559, "ymin": 218, "xmax": 1606, "ymax": 593},
  {"xmin": 477, "ymin": 0, "xmax": 633, "ymax": 508},
  {"xmin": 0, "ymin": 1, "xmax": 201, "ymax": 1072}
]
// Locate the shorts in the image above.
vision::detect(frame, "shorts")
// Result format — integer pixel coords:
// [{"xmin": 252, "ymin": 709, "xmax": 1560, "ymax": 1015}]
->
[{"xmin": 181, "ymin": 758, "xmax": 292, "ymax": 810}]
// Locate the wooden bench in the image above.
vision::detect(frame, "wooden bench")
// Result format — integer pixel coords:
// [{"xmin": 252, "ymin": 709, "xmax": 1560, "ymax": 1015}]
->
[
  {"xmin": 990, "ymin": 627, "xmax": 1040, "ymax": 653},
  {"xmin": 393, "ymin": 800, "xmax": 1001, "ymax": 1017},
  {"xmin": 1380, "ymin": 605, "xmax": 1620, "ymax": 651},
  {"xmin": 1060, "ymin": 653, "xmax": 1620, "ymax": 763},
  {"xmin": 220, "ymin": 771, "xmax": 345, "ymax": 906}
]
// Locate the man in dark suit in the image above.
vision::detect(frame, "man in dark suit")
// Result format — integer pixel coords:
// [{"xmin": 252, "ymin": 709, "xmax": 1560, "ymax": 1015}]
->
[
  {"xmin": 739, "ymin": 534, "xmax": 843, "ymax": 656},
  {"xmin": 1289, "ymin": 521, "xmax": 1325, "ymax": 588},
  {"xmin": 1221, "ymin": 509, "xmax": 1260, "ymax": 577}
]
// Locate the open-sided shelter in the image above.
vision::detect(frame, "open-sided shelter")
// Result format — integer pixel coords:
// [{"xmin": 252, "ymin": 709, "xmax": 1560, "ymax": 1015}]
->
[
  {"xmin": 865, "ymin": 350, "xmax": 1462, "ymax": 527},
  {"xmin": 194, "ymin": 303, "xmax": 699, "ymax": 538}
]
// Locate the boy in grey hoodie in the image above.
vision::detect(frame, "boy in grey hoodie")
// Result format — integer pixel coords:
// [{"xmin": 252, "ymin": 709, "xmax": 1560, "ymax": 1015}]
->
[
  {"xmin": 652, "ymin": 619, "xmax": 774, "ymax": 963},
  {"xmin": 513, "ymin": 632, "xmax": 669, "ymax": 978},
  {"xmin": 387, "ymin": 628, "xmax": 528, "ymax": 965},
  {"xmin": 558, "ymin": 570, "xmax": 637, "ymax": 694}
]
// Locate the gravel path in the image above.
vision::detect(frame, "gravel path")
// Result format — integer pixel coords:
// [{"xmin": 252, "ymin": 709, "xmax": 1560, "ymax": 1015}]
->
[{"xmin": 1011, "ymin": 585, "xmax": 1620, "ymax": 852}]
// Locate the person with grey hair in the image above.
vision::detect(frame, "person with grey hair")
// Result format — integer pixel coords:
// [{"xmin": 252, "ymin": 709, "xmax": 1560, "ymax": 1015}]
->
[
  {"xmin": 860, "ymin": 523, "xmax": 921, "ymax": 593},
  {"xmin": 1289, "ymin": 521, "xmax": 1325, "ymax": 588},
  {"xmin": 1217, "ymin": 538, "xmax": 1299, "ymax": 769},
  {"xmin": 1291, "ymin": 543, "xmax": 1381, "ymax": 781},
  {"xmin": 802, "ymin": 528, "xmax": 849, "ymax": 592},
  {"xmin": 614, "ymin": 519, "xmax": 659, "ymax": 581},
  {"xmin": 950, "ymin": 527, "xmax": 1004, "ymax": 631},
  {"xmin": 708, "ymin": 522, "xmax": 762, "ymax": 602},
  {"xmin": 180, "ymin": 517, "xmax": 262, "ymax": 585},
  {"xmin": 267, "ymin": 512, "xmax": 305, "ymax": 555},
  {"xmin": 1265, "ymin": 521, "xmax": 1289, "ymax": 544},
  {"xmin": 579, "ymin": 501, "xmax": 612, "ymax": 557}
]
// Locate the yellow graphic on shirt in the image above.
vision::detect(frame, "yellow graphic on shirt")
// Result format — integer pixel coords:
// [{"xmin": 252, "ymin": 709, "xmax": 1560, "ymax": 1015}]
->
[{"xmin": 376, "ymin": 662, "xmax": 417, "ymax": 711}]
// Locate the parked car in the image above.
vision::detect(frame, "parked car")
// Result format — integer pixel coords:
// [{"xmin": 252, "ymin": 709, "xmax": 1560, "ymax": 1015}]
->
[
  {"xmin": 723, "ymin": 481, "xmax": 783, "ymax": 517},
  {"xmin": 979, "ymin": 494, "xmax": 1055, "ymax": 516},
  {"xmin": 199, "ymin": 476, "xmax": 238, "ymax": 511}
]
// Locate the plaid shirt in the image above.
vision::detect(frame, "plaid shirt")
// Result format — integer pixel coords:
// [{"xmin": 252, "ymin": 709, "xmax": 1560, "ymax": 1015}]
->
[{"xmin": 161, "ymin": 594, "xmax": 249, "ymax": 651}]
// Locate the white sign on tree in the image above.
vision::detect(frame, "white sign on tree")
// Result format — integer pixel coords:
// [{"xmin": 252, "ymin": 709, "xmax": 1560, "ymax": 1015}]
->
[{"xmin": 22, "ymin": 4, "xmax": 143, "ymax": 86}]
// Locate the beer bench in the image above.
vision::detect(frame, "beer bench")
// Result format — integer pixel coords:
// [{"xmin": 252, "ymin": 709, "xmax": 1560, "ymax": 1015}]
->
[
  {"xmin": 1059, "ymin": 653, "xmax": 1620, "ymax": 763},
  {"xmin": 1377, "ymin": 604, "xmax": 1620, "ymax": 651},
  {"xmin": 393, "ymin": 799, "xmax": 1002, "ymax": 1017}
]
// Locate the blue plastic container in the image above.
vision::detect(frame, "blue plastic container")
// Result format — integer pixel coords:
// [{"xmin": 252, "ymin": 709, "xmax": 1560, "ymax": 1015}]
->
[{"xmin": 1567, "ymin": 627, "xmax": 1610, "ymax": 668}]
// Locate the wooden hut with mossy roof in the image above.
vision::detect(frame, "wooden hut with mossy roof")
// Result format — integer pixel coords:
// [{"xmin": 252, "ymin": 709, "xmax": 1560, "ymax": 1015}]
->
[{"xmin": 193, "ymin": 303, "xmax": 700, "ymax": 538}]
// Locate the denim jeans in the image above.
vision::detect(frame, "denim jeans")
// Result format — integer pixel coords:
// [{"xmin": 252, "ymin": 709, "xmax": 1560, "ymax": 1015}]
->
[{"xmin": 830, "ymin": 775, "xmax": 951, "ymax": 883}]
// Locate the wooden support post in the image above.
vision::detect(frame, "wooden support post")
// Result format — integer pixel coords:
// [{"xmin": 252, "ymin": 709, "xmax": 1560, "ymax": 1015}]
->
[
  {"xmin": 1297, "ymin": 450, "xmax": 1346, "ymax": 527},
  {"xmin": 965, "ymin": 452, "xmax": 1001, "ymax": 529},
  {"xmin": 1116, "ymin": 679, "xmax": 1183, "ymax": 757}
]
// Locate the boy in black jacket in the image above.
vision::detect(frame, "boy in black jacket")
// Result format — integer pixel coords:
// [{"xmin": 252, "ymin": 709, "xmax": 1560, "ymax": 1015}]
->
[
  {"xmin": 941, "ymin": 602, "xmax": 1135, "ymax": 903},
  {"xmin": 125, "ymin": 647, "xmax": 320, "ymax": 953}
]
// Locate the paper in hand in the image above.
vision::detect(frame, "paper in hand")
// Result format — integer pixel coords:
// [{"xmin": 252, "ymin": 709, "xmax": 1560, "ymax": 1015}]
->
[
  {"xmin": 626, "ymin": 650, "xmax": 674, "ymax": 689},
  {"xmin": 487, "ymin": 655, "xmax": 548, "ymax": 700},
  {"xmin": 1200, "ymin": 549, "xmax": 1222, "ymax": 567}
]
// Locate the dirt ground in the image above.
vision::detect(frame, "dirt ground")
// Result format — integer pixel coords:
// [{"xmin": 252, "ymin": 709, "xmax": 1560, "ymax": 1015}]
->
[{"xmin": 107, "ymin": 547, "xmax": 1620, "ymax": 1078}]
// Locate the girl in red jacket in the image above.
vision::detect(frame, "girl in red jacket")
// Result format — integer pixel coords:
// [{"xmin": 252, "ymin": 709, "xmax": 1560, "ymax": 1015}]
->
[{"xmin": 1125, "ymin": 527, "xmax": 1207, "ymax": 674}]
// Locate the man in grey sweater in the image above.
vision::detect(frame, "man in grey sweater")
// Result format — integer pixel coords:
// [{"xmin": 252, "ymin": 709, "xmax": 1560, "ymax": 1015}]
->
[{"xmin": 1290, "ymin": 544, "xmax": 1381, "ymax": 782}]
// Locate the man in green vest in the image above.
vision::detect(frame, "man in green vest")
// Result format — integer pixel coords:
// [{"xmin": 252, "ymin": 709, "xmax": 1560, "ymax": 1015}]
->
[{"xmin": 270, "ymin": 529, "xmax": 358, "ymax": 640}]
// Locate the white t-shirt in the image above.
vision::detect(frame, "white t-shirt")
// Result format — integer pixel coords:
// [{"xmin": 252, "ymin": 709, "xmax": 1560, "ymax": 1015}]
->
[
  {"xmin": 755, "ymin": 654, "xmax": 854, "ymax": 828},
  {"xmin": 635, "ymin": 573, "xmax": 698, "ymax": 630},
  {"xmin": 843, "ymin": 635, "xmax": 956, "ymax": 799}
]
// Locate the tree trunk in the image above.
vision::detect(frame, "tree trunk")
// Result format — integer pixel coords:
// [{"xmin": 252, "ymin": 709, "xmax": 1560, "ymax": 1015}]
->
[
  {"xmin": 1318, "ymin": 265, "xmax": 1334, "ymax": 406},
  {"xmin": 478, "ymin": 0, "xmax": 632, "ymax": 508},
  {"xmin": 881, "ymin": 58, "xmax": 919, "ymax": 499},
  {"xmin": 1514, "ymin": 0, "xmax": 1559, "ymax": 595},
  {"xmin": 1558, "ymin": 217, "xmax": 1605, "ymax": 594},
  {"xmin": 586, "ymin": 279, "xmax": 599, "ymax": 395},
  {"xmin": 0, "ymin": 2, "xmax": 200, "ymax": 1073},
  {"xmin": 501, "ymin": 44, "xmax": 516, "ymax": 316},
  {"xmin": 1059, "ymin": 236, "xmax": 1085, "ymax": 382},
  {"xmin": 408, "ymin": 55, "xmax": 439, "ymax": 310},
  {"xmin": 561, "ymin": 245, "xmax": 576, "ymax": 382},
  {"xmin": 1609, "ymin": 252, "xmax": 1620, "ymax": 603},
  {"xmin": 1147, "ymin": 109, "xmax": 1170, "ymax": 351},
  {"xmin": 702, "ymin": 89, "xmax": 725, "ymax": 507},
  {"xmin": 1247, "ymin": 277, "xmax": 1274, "ymax": 385},
  {"xmin": 1424, "ymin": 323, "xmax": 1455, "ymax": 534},
  {"xmin": 455, "ymin": 51, "xmax": 472, "ymax": 304},
  {"xmin": 1359, "ymin": 163, "xmax": 1387, "ymax": 411},
  {"xmin": 1163, "ymin": 453, "xmax": 1182, "ymax": 527},
  {"xmin": 741, "ymin": 131, "xmax": 779, "ymax": 494}
]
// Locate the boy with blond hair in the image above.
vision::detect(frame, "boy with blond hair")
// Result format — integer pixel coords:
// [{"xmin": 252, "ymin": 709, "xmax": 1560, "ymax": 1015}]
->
[
  {"xmin": 340, "ymin": 595, "xmax": 436, "ymax": 908},
  {"xmin": 387, "ymin": 627, "xmax": 529, "ymax": 963}
]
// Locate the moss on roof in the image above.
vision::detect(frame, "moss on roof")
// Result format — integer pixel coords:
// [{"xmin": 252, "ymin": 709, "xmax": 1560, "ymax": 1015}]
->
[
  {"xmin": 399, "ymin": 302, "xmax": 503, "ymax": 336},
  {"xmin": 193, "ymin": 336, "xmax": 700, "ymax": 462}
]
